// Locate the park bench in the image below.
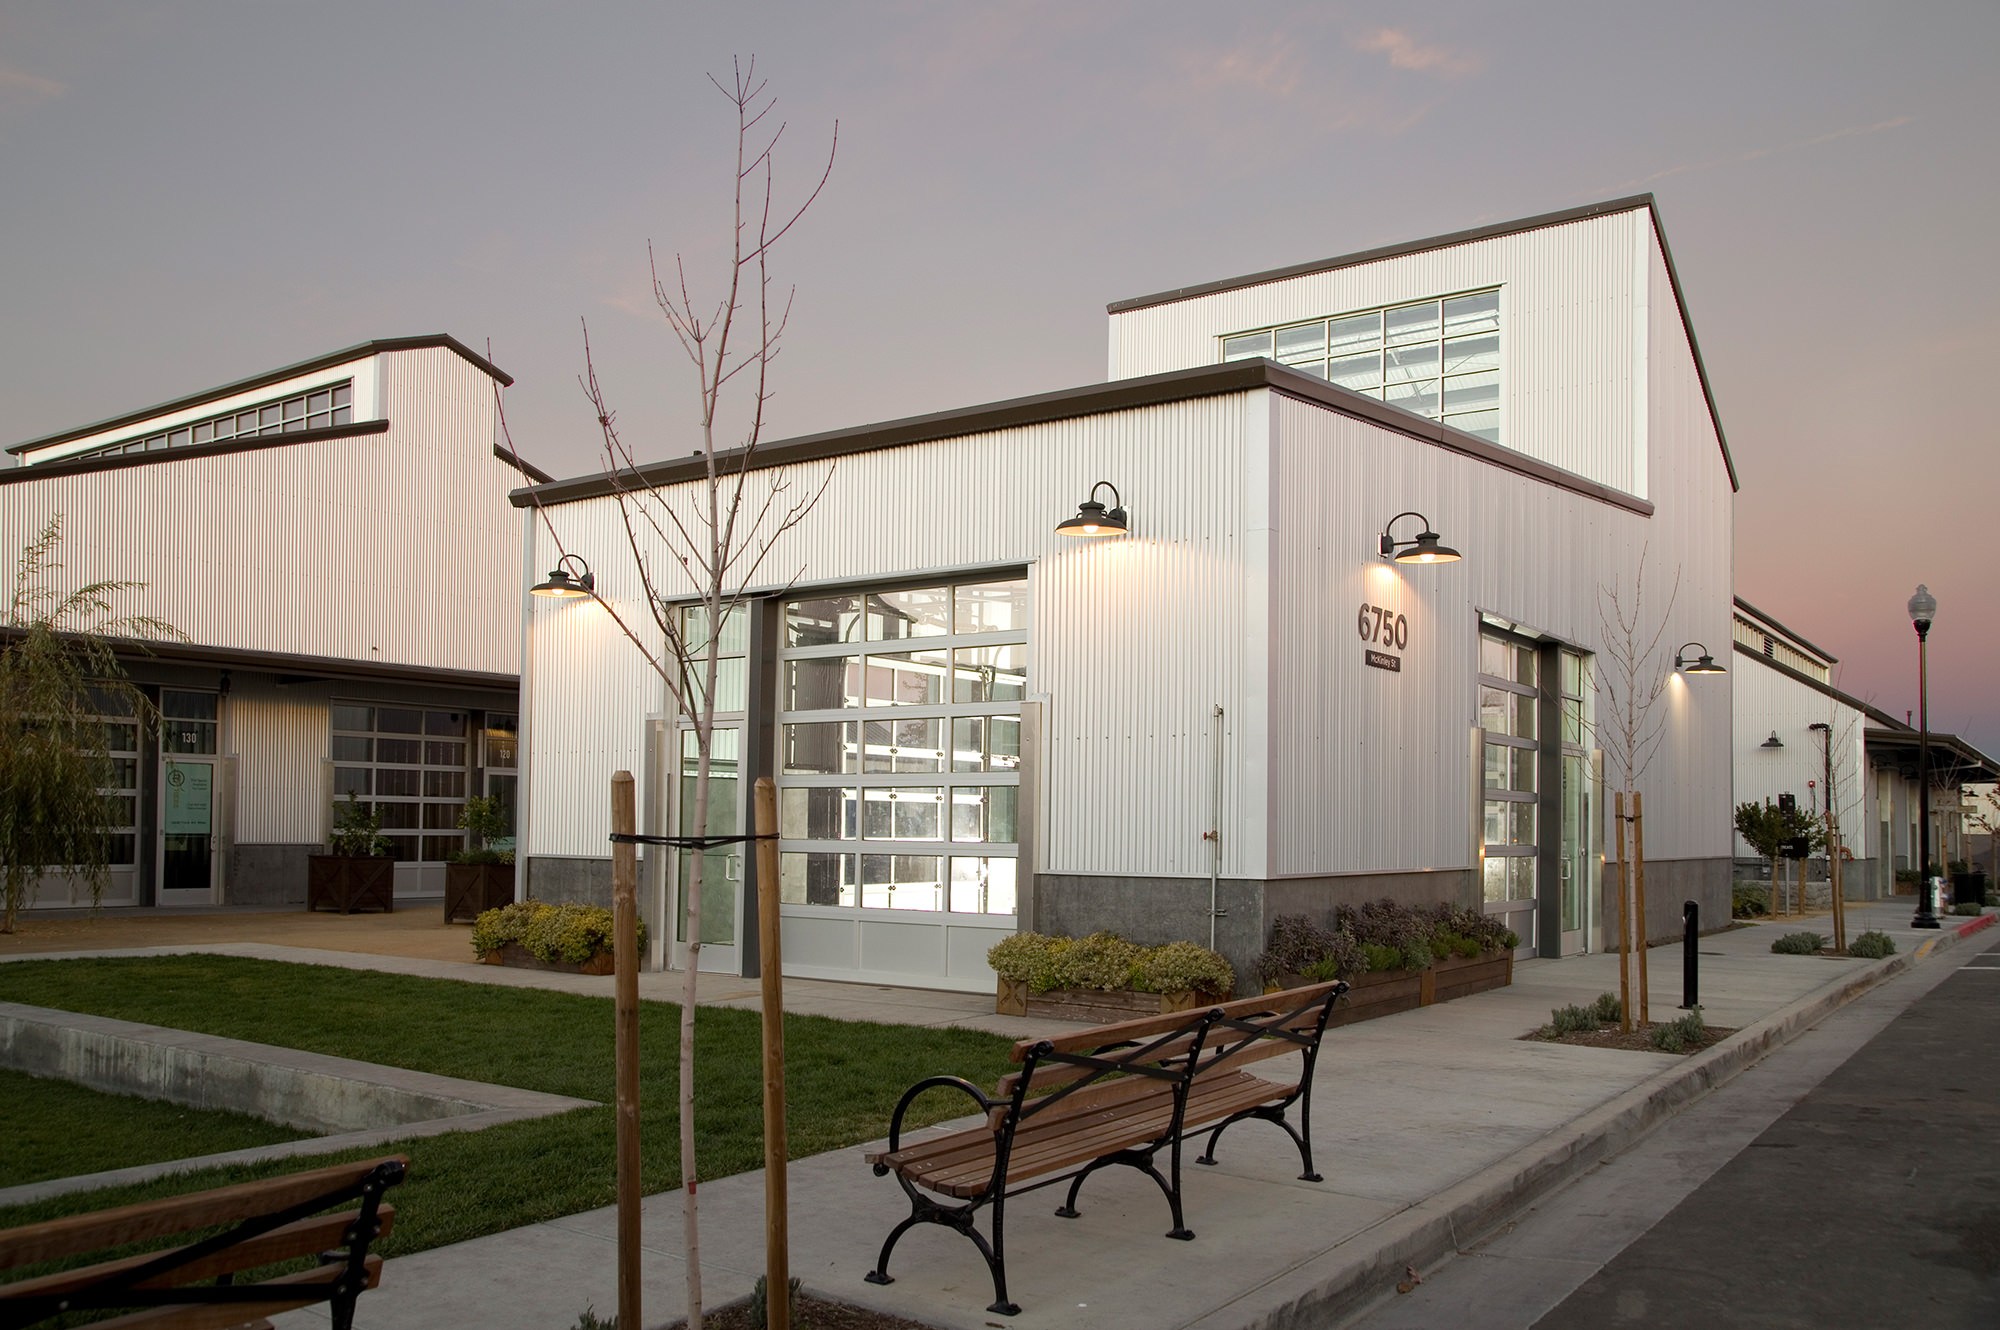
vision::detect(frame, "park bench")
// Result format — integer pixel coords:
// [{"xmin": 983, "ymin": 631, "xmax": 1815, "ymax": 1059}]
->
[
  {"xmin": 0, "ymin": 1154, "xmax": 405, "ymax": 1330},
  {"xmin": 864, "ymin": 980, "xmax": 1346, "ymax": 1315}
]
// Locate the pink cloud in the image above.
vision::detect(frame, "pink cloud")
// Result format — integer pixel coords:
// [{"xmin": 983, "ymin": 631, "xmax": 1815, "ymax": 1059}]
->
[
  {"xmin": 1352, "ymin": 27, "xmax": 1482, "ymax": 79},
  {"xmin": 0, "ymin": 64, "xmax": 65, "ymax": 105}
]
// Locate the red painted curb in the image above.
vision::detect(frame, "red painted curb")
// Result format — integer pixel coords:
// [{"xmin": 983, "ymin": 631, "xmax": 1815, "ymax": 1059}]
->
[{"xmin": 1952, "ymin": 912, "xmax": 1997, "ymax": 939}]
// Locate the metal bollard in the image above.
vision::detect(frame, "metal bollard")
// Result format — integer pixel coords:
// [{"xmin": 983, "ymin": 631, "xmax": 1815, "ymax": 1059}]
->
[{"xmin": 1680, "ymin": 900, "xmax": 1699, "ymax": 1010}]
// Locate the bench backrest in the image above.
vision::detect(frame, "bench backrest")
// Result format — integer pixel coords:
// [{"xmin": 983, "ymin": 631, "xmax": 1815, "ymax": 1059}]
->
[
  {"xmin": 0, "ymin": 1155, "xmax": 406, "ymax": 1330},
  {"xmin": 996, "ymin": 981, "xmax": 1348, "ymax": 1130}
]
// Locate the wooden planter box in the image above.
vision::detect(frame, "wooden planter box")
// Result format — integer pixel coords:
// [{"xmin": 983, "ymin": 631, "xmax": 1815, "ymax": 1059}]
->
[
  {"xmin": 994, "ymin": 979, "xmax": 1216, "ymax": 1022},
  {"xmin": 1423, "ymin": 950, "xmax": 1515, "ymax": 1005},
  {"xmin": 1265, "ymin": 950, "xmax": 1513, "ymax": 1028},
  {"xmin": 443, "ymin": 863, "xmax": 516, "ymax": 924},
  {"xmin": 480, "ymin": 942, "xmax": 616, "ymax": 976},
  {"xmin": 306, "ymin": 855, "xmax": 395, "ymax": 914}
]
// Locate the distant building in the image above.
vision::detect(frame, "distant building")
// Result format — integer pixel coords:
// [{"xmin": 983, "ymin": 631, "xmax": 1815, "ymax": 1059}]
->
[
  {"xmin": 1730, "ymin": 597, "xmax": 1998, "ymax": 895},
  {"xmin": 513, "ymin": 196, "xmax": 1739, "ymax": 992},
  {"xmin": 2, "ymin": 337, "xmax": 541, "ymax": 908}
]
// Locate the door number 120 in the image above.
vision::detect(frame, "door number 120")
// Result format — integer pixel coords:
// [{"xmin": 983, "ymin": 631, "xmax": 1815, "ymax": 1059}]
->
[{"xmin": 1357, "ymin": 603, "xmax": 1409, "ymax": 651}]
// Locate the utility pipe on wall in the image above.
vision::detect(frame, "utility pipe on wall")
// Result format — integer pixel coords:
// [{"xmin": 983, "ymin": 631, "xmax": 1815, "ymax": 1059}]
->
[{"xmin": 1208, "ymin": 704, "xmax": 1225, "ymax": 951}]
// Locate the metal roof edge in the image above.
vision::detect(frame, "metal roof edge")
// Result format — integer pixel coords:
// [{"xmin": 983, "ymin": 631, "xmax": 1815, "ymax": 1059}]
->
[
  {"xmin": 1105, "ymin": 195, "xmax": 1658, "ymax": 314},
  {"xmin": 0, "ymin": 420, "xmax": 392, "ymax": 485},
  {"xmin": 1732, "ymin": 594, "xmax": 1840, "ymax": 664},
  {"xmin": 512, "ymin": 359, "xmax": 1655, "ymax": 518}
]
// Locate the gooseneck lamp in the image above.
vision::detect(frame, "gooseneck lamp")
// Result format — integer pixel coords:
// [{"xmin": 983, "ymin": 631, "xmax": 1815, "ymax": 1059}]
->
[
  {"xmin": 1377, "ymin": 511, "xmax": 1461, "ymax": 565},
  {"xmin": 531, "ymin": 553, "xmax": 596, "ymax": 599},
  {"xmin": 1056, "ymin": 482, "xmax": 1130, "ymax": 538}
]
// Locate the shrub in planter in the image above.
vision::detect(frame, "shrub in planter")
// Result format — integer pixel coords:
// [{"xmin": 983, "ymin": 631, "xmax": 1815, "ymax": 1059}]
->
[
  {"xmin": 1732, "ymin": 884, "xmax": 1770, "ymax": 919},
  {"xmin": 987, "ymin": 931, "xmax": 1234, "ymax": 1002},
  {"xmin": 1847, "ymin": 930, "xmax": 1896, "ymax": 959},
  {"xmin": 1650, "ymin": 1007, "xmax": 1708, "ymax": 1053},
  {"xmin": 451, "ymin": 795, "xmax": 516, "ymax": 867},
  {"xmin": 327, "ymin": 794, "xmax": 392, "ymax": 858},
  {"xmin": 472, "ymin": 901, "xmax": 643, "ymax": 966},
  {"xmin": 1256, "ymin": 915, "xmax": 1363, "ymax": 985},
  {"xmin": 1342, "ymin": 898, "xmax": 1437, "ymax": 972},
  {"xmin": 444, "ymin": 795, "xmax": 517, "ymax": 923},
  {"xmin": 307, "ymin": 795, "xmax": 395, "ymax": 913},
  {"xmin": 1770, "ymin": 930, "xmax": 1826, "ymax": 955}
]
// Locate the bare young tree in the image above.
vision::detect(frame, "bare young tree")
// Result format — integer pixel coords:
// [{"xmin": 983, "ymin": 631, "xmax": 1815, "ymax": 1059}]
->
[
  {"xmin": 1592, "ymin": 545, "xmax": 1680, "ymax": 1027},
  {"xmin": 507, "ymin": 60, "xmax": 834, "ymax": 1330}
]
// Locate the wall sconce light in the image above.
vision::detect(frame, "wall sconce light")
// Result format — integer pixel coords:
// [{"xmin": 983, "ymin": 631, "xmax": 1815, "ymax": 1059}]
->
[
  {"xmin": 1674, "ymin": 642, "xmax": 1725, "ymax": 674},
  {"xmin": 1377, "ymin": 511, "xmax": 1461, "ymax": 564},
  {"xmin": 531, "ymin": 553, "xmax": 596, "ymax": 599},
  {"xmin": 1760, "ymin": 731, "xmax": 1785, "ymax": 749},
  {"xmin": 1056, "ymin": 481, "xmax": 1129, "ymax": 538}
]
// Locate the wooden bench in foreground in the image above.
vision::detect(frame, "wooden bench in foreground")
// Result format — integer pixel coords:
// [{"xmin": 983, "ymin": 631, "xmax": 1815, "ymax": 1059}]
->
[
  {"xmin": 0, "ymin": 1155, "xmax": 406, "ymax": 1330},
  {"xmin": 864, "ymin": 980, "xmax": 1347, "ymax": 1315}
]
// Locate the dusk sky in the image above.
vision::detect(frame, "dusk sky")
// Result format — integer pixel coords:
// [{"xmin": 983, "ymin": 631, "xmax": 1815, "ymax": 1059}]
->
[{"xmin": 4, "ymin": 2, "xmax": 1995, "ymax": 755}]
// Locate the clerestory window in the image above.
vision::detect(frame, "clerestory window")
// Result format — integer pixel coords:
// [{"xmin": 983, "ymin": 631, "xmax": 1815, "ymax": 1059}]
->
[{"xmin": 1221, "ymin": 291, "xmax": 1501, "ymax": 443}]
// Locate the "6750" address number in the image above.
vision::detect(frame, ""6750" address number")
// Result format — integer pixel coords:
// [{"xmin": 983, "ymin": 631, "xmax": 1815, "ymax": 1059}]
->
[{"xmin": 1357, "ymin": 602, "xmax": 1409, "ymax": 651}]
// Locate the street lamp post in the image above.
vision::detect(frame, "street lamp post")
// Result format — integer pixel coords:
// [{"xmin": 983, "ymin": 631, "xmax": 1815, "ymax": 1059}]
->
[{"xmin": 1909, "ymin": 584, "xmax": 1941, "ymax": 929}]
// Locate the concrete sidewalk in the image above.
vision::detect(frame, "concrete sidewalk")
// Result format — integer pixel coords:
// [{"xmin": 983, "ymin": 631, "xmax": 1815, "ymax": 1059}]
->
[{"xmin": 13, "ymin": 900, "xmax": 1990, "ymax": 1330}]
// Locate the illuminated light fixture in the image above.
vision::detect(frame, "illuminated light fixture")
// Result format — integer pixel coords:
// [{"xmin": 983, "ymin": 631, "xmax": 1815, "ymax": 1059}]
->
[
  {"xmin": 1377, "ymin": 511, "xmax": 1461, "ymax": 564},
  {"xmin": 1673, "ymin": 642, "xmax": 1726, "ymax": 675},
  {"xmin": 531, "ymin": 553, "xmax": 596, "ymax": 599},
  {"xmin": 1760, "ymin": 731, "xmax": 1785, "ymax": 749},
  {"xmin": 1056, "ymin": 481, "xmax": 1129, "ymax": 538}
]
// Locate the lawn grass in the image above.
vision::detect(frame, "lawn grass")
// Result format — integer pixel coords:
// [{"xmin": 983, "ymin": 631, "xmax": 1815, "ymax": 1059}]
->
[
  {"xmin": 0, "ymin": 956, "xmax": 1015, "ymax": 1256},
  {"xmin": 0, "ymin": 1067, "xmax": 309, "ymax": 1188}
]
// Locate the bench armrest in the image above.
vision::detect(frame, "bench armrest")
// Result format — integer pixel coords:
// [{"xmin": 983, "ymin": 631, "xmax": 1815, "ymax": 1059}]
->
[{"xmin": 873, "ymin": 1076, "xmax": 996, "ymax": 1173}]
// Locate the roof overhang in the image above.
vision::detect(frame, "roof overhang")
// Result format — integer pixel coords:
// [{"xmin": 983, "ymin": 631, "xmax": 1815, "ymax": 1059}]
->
[
  {"xmin": 1864, "ymin": 727, "xmax": 2000, "ymax": 785},
  {"xmin": 512, "ymin": 359, "xmax": 1653, "ymax": 517}
]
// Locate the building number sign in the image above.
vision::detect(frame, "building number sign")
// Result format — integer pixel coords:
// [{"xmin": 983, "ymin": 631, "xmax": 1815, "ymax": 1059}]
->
[{"xmin": 1359, "ymin": 602, "xmax": 1408, "ymax": 673}]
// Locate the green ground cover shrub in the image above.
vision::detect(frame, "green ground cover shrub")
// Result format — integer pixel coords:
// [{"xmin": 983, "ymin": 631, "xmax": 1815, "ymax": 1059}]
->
[
  {"xmin": 987, "ymin": 931, "xmax": 1234, "ymax": 996},
  {"xmin": 0, "ymin": 955, "xmax": 1014, "ymax": 1259},
  {"xmin": 1846, "ymin": 930, "xmax": 1896, "ymax": 959},
  {"xmin": 1770, "ymin": 931, "xmax": 1826, "ymax": 955},
  {"xmin": 1650, "ymin": 1007, "xmax": 1707, "ymax": 1053},
  {"xmin": 471, "ymin": 901, "xmax": 641, "ymax": 964}
]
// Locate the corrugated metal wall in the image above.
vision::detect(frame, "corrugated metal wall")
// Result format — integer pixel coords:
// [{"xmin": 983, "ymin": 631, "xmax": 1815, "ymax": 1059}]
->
[
  {"xmin": 1108, "ymin": 207, "xmax": 1647, "ymax": 498},
  {"xmin": 2, "ymin": 346, "xmax": 521, "ymax": 678},
  {"xmin": 1731, "ymin": 657, "xmax": 1870, "ymax": 859},
  {"xmin": 1262, "ymin": 209, "xmax": 1732, "ymax": 874},
  {"xmin": 227, "ymin": 679, "xmax": 333, "ymax": 842},
  {"xmin": 522, "ymin": 395, "xmax": 1257, "ymax": 874}
]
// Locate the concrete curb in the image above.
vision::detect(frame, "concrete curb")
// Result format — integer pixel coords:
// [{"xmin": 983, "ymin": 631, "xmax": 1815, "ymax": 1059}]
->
[{"xmin": 1192, "ymin": 926, "xmax": 1977, "ymax": 1330}]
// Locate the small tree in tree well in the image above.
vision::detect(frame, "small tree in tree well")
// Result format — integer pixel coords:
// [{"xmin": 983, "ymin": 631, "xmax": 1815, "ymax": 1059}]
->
[
  {"xmin": 1734, "ymin": 798, "xmax": 1826, "ymax": 904},
  {"xmin": 507, "ymin": 59, "xmax": 835, "ymax": 1330},
  {"xmin": 1, "ymin": 515, "xmax": 179, "ymax": 932}
]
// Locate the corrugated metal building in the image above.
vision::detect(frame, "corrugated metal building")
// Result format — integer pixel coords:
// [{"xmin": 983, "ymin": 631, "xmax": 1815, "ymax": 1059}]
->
[
  {"xmin": 2, "ymin": 337, "xmax": 538, "ymax": 907},
  {"xmin": 1732, "ymin": 597, "xmax": 2000, "ymax": 900},
  {"xmin": 514, "ymin": 195, "xmax": 1741, "ymax": 993}
]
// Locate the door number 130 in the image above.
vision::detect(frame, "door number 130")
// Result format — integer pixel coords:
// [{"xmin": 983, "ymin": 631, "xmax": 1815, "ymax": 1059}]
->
[{"xmin": 1358, "ymin": 603, "xmax": 1409, "ymax": 650}]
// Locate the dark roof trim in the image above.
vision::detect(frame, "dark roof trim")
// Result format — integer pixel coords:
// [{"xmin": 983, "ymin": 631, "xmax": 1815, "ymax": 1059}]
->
[
  {"xmin": 82, "ymin": 636, "xmax": 518, "ymax": 694},
  {"xmin": 1106, "ymin": 194, "xmax": 1739, "ymax": 495},
  {"xmin": 1732, "ymin": 595, "xmax": 1839, "ymax": 664},
  {"xmin": 1108, "ymin": 195, "xmax": 1659, "ymax": 314},
  {"xmin": 0, "ymin": 420, "xmax": 391, "ymax": 486},
  {"xmin": 8, "ymin": 336, "xmax": 513, "ymax": 456},
  {"xmin": 1734, "ymin": 643, "xmax": 1898, "ymax": 729},
  {"xmin": 511, "ymin": 359, "xmax": 1654, "ymax": 517},
  {"xmin": 1863, "ymin": 727, "xmax": 2000, "ymax": 784},
  {"xmin": 496, "ymin": 444, "xmax": 554, "ymax": 485}
]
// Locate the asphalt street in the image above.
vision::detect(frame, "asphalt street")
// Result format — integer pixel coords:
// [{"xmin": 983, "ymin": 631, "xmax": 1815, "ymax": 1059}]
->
[{"xmin": 1349, "ymin": 931, "xmax": 2000, "ymax": 1330}]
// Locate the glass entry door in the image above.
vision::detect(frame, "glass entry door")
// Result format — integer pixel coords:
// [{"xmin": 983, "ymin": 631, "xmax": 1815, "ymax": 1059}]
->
[
  {"xmin": 156, "ymin": 690, "xmax": 218, "ymax": 905},
  {"xmin": 674, "ymin": 725, "xmax": 742, "ymax": 973}
]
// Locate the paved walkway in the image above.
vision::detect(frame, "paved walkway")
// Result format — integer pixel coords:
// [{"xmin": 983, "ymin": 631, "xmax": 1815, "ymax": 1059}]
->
[{"xmin": 6, "ymin": 899, "xmax": 1990, "ymax": 1330}]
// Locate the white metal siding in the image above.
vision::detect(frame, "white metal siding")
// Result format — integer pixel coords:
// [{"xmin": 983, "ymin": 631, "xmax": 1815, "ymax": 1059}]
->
[
  {"xmin": 1, "ymin": 347, "xmax": 521, "ymax": 678},
  {"xmin": 225, "ymin": 680, "xmax": 333, "ymax": 842},
  {"xmin": 1266, "ymin": 338, "xmax": 1732, "ymax": 876},
  {"xmin": 522, "ymin": 395, "xmax": 1259, "ymax": 877},
  {"xmin": 1109, "ymin": 208, "xmax": 1647, "ymax": 497},
  {"xmin": 1731, "ymin": 656, "xmax": 1870, "ymax": 859}
]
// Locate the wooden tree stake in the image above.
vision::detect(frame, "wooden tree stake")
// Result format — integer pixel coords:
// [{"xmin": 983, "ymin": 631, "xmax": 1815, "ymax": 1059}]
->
[
  {"xmin": 754, "ymin": 777, "xmax": 790, "ymax": 1330},
  {"xmin": 1614, "ymin": 792, "xmax": 1631, "ymax": 1032},
  {"xmin": 1633, "ymin": 791, "xmax": 1649, "ymax": 1024},
  {"xmin": 611, "ymin": 772, "xmax": 641, "ymax": 1330}
]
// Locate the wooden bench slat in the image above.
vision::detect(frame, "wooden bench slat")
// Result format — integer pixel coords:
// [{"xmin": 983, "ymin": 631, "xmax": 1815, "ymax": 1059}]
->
[
  {"xmin": 0, "ymin": 1158, "xmax": 404, "ymax": 1272},
  {"xmin": 1009, "ymin": 982, "xmax": 1344, "ymax": 1061},
  {"xmin": 0, "ymin": 1207, "xmax": 395, "ymax": 1304},
  {"xmin": 77, "ymin": 1254, "xmax": 382, "ymax": 1330}
]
